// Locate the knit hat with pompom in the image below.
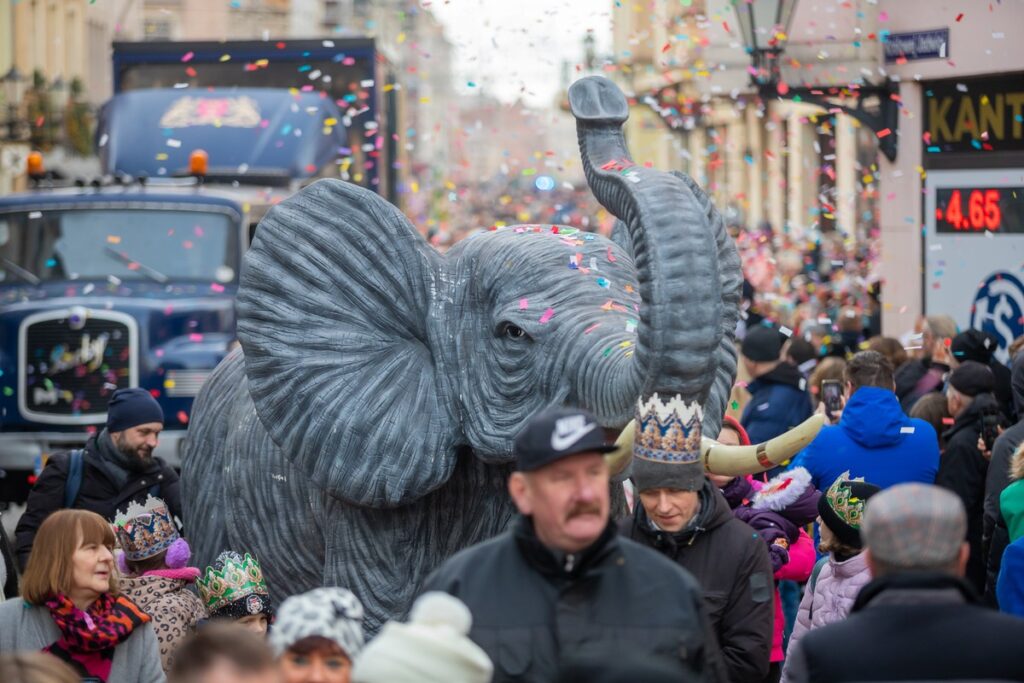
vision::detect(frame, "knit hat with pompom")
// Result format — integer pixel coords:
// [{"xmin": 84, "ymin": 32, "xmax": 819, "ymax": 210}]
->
[{"xmin": 352, "ymin": 592, "xmax": 493, "ymax": 683}]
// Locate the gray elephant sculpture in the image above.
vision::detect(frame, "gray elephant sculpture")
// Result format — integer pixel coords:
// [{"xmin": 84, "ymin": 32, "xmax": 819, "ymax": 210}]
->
[{"xmin": 182, "ymin": 76, "xmax": 811, "ymax": 633}]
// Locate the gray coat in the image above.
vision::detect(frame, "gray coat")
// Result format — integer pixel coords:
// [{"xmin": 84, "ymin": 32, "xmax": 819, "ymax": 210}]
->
[{"xmin": 0, "ymin": 599, "xmax": 165, "ymax": 683}]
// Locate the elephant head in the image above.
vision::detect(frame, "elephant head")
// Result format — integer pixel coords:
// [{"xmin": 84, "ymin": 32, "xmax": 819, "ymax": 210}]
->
[{"xmin": 232, "ymin": 76, "xmax": 813, "ymax": 512}]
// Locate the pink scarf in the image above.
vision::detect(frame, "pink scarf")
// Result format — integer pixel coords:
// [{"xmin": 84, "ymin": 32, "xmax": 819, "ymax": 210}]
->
[{"xmin": 141, "ymin": 567, "xmax": 201, "ymax": 582}]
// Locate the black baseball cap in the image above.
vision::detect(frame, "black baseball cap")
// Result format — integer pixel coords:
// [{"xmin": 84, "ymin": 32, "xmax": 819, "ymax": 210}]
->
[{"xmin": 514, "ymin": 407, "xmax": 617, "ymax": 472}]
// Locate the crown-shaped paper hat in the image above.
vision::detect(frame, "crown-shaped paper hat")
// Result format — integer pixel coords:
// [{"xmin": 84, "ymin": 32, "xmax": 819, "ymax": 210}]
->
[
  {"xmin": 824, "ymin": 472, "xmax": 869, "ymax": 529},
  {"xmin": 113, "ymin": 495, "xmax": 179, "ymax": 562},
  {"xmin": 197, "ymin": 551, "xmax": 272, "ymax": 617},
  {"xmin": 632, "ymin": 394, "xmax": 705, "ymax": 491},
  {"xmin": 818, "ymin": 471, "xmax": 881, "ymax": 549}
]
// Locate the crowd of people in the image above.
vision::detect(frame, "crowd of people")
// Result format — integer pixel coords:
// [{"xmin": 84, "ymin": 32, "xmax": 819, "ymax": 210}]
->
[{"xmin": 2, "ymin": 281, "xmax": 1024, "ymax": 681}]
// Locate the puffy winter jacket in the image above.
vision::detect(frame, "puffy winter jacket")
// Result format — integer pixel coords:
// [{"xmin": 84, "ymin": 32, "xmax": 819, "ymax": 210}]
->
[
  {"xmin": 781, "ymin": 552, "xmax": 871, "ymax": 683},
  {"xmin": 791, "ymin": 387, "xmax": 939, "ymax": 492},
  {"xmin": 772, "ymin": 529, "xmax": 815, "ymax": 662},
  {"xmin": 997, "ymin": 536, "xmax": 1024, "ymax": 618},
  {"xmin": 624, "ymin": 482, "xmax": 774, "ymax": 683},
  {"xmin": 423, "ymin": 515, "xmax": 726, "ymax": 683},
  {"xmin": 741, "ymin": 363, "xmax": 814, "ymax": 448}
]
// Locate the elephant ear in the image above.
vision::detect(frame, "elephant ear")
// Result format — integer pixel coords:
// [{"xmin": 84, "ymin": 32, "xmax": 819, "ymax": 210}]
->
[{"xmin": 237, "ymin": 179, "xmax": 457, "ymax": 508}]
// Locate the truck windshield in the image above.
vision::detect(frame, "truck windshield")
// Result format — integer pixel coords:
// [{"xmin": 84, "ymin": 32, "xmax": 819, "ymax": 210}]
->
[{"xmin": 0, "ymin": 207, "xmax": 239, "ymax": 284}]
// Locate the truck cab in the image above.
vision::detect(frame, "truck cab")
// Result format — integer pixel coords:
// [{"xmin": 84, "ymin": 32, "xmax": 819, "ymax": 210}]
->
[{"xmin": 0, "ymin": 179, "xmax": 251, "ymax": 502}]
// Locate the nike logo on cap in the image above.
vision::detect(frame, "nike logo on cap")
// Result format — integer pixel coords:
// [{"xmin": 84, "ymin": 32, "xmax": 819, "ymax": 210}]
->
[{"xmin": 551, "ymin": 416, "xmax": 597, "ymax": 451}]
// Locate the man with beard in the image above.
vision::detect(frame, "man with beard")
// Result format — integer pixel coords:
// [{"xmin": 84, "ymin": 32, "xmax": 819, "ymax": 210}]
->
[
  {"xmin": 15, "ymin": 388, "xmax": 180, "ymax": 569},
  {"xmin": 423, "ymin": 407, "xmax": 725, "ymax": 683}
]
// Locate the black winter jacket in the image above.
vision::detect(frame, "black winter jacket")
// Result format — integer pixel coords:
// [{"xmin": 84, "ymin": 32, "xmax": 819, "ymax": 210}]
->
[
  {"xmin": 422, "ymin": 515, "xmax": 726, "ymax": 683},
  {"xmin": 938, "ymin": 392, "xmax": 1002, "ymax": 593},
  {"xmin": 983, "ymin": 352, "xmax": 1024, "ymax": 604},
  {"xmin": 15, "ymin": 432, "xmax": 180, "ymax": 570},
  {"xmin": 621, "ymin": 483, "xmax": 774, "ymax": 683},
  {"xmin": 785, "ymin": 572, "xmax": 1024, "ymax": 682}
]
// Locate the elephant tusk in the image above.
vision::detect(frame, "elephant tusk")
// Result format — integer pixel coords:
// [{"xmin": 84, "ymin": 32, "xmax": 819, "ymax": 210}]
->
[
  {"xmin": 605, "ymin": 420, "xmax": 636, "ymax": 478},
  {"xmin": 604, "ymin": 413, "xmax": 825, "ymax": 479},
  {"xmin": 701, "ymin": 413, "xmax": 825, "ymax": 476}
]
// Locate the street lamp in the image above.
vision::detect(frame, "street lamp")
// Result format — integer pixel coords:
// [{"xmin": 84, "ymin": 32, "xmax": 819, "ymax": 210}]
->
[
  {"xmin": 730, "ymin": 0, "xmax": 899, "ymax": 162},
  {"xmin": 732, "ymin": 0, "xmax": 797, "ymax": 87}
]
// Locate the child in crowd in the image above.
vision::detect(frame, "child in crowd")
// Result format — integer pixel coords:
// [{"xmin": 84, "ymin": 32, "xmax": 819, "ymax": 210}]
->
[
  {"xmin": 270, "ymin": 587, "xmax": 364, "ymax": 683},
  {"xmin": 782, "ymin": 473, "xmax": 879, "ymax": 683},
  {"xmin": 115, "ymin": 496, "xmax": 206, "ymax": 672},
  {"xmin": 714, "ymin": 417, "xmax": 819, "ymax": 683},
  {"xmin": 197, "ymin": 551, "xmax": 274, "ymax": 635}
]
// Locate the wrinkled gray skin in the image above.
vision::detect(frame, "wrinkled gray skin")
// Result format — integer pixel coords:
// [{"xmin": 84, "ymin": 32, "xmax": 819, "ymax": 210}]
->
[{"xmin": 182, "ymin": 77, "xmax": 741, "ymax": 633}]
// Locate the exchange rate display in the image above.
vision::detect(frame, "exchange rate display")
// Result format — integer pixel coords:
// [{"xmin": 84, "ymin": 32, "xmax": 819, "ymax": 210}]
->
[{"xmin": 935, "ymin": 186, "xmax": 1024, "ymax": 233}]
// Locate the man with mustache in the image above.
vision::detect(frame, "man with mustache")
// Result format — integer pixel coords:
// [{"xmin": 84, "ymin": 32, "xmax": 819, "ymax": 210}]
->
[
  {"xmin": 16, "ymin": 387, "xmax": 181, "ymax": 569},
  {"xmin": 423, "ymin": 407, "xmax": 725, "ymax": 683}
]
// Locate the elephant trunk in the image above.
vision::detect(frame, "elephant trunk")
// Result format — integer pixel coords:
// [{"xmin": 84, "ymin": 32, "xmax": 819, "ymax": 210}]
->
[{"xmin": 569, "ymin": 77, "xmax": 722, "ymax": 408}]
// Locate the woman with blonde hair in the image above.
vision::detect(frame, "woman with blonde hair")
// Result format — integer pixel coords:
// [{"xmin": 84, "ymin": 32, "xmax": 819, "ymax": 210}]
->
[{"xmin": 0, "ymin": 509, "xmax": 164, "ymax": 682}]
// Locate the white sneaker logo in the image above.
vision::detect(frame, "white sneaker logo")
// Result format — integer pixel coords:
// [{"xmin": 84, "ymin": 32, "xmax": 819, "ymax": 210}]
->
[{"xmin": 551, "ymin": 415, "xmax": 597, "ymax": 451}]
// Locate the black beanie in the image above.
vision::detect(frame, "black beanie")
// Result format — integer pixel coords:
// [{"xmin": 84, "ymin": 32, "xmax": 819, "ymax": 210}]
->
[
  {"xmin": 742, "ymin": 325, "xmax": 783, "ymax": 363},
  {"xmin": 949, "ymin": 360, "xmax": 995, "ymax": 398},
  {"xmin": 107, "ymin": 388, "xmax": 164, "ymax": 432}
]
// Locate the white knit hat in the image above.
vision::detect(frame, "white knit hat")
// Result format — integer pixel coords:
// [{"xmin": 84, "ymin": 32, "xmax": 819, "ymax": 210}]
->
[{"xmin": 352, "ymin": 592, "xmax": 493, "ymax": 683}]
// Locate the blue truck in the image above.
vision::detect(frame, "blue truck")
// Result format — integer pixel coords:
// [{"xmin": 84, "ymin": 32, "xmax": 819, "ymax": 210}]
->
[{"xmin": 0, "ymin": 37, "xmax": 392, "ymax": 503}]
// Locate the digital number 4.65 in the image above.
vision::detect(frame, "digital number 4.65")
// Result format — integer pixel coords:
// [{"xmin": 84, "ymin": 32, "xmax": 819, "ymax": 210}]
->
[{"xmin": 942, "ymin": 189, "xmax": 1003, "ymax": 231}]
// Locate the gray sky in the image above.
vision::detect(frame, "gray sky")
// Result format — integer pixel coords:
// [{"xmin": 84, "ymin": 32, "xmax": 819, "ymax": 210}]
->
[{"xmin": 428, "ymin": 0, "xmax": 614, "ymax": 107}]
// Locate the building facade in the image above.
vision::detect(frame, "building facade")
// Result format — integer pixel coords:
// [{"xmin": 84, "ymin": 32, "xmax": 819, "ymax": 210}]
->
[
  {"xmin": 611, "ymin": 0, "xmax": 880, "ymax": 242},
  {"xmin": 877, "ymin": 0, "xmax": 1024, "ymax": 350}
]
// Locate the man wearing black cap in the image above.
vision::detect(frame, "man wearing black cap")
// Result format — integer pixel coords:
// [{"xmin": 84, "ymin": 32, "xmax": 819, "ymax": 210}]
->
[
  {"xmin": 951, "ymin": 328, "xmax": 1014, "ymax": 421},
  {"xmin": 423, "ymin": 407, "xmax": 724, "ymax": 683},
  {"xmin": 937, "ymin": 361, "xmax": 1005, "ymax": 593},
  {"xmin": 15, "ymin": 388, "xmax": 181, "ymax": 569},
  {"xmin": 740, "ymin": 325, "xmax": 813, "ymax": 459}
]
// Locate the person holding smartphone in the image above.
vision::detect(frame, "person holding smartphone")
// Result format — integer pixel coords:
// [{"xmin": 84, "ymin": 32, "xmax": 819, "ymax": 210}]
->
[{"xmin": 789, "ymin": 350, "xmax": 940, "ymax": 494}]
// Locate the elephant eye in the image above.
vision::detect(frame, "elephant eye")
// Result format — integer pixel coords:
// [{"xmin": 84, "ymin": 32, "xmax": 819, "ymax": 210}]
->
[{"xmin": 498, "ymin": 322, "xmax": 529, "ymax": 340}]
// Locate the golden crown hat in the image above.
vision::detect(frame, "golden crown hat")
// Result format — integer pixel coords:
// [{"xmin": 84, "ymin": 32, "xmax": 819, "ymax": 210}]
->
[{"xmin": 113, "ymin": 495, "xmax": 179, "ymax": 562}]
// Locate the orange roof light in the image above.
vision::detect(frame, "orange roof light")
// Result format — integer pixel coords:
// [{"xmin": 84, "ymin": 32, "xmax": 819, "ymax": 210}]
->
[
  {"xmin": 26, "ymin": 151, "xmax": 44, "ymax": 178},
  {"xmin": 189, "ymin": 149, "xmax": 208, "ymax": 177}
]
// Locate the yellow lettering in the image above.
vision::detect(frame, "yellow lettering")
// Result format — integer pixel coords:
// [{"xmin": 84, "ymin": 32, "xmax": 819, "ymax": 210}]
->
[
  {"xmin": 929, "ymin": 97, "xmax": 954, "ymax": 141},
  {"xmin": 1008, "ymin": 93, "xmax": 1024, "ymax": 138},
  {"xmin": 979, "ymin": 94, "xmax": 1004, "ymax": 140},
  {"xmin": 953, "ymin": 97, "xmax": 978, "ymax": 141}
]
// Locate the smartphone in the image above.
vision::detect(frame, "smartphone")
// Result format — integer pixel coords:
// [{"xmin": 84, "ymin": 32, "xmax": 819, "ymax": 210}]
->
[
  {"xmin": 982, "ymin": 411, "xmax": 1002, "ymax": 451},
  {"xmin": 821, "ymin": 380, "xmax": 843, "ymax": 421}
]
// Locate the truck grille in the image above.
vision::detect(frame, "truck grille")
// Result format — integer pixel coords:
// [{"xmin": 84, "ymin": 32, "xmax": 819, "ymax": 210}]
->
[{"xmin": 18, "ymin": 309, "xmax": 139, "ymax": 424}]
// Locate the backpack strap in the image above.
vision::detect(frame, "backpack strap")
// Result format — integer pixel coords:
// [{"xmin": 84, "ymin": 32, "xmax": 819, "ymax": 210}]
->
[
  {"xmin": 807, "ymin": 556, "xmax": 828, "ymax": 621},
  {"xmin": 63, "ymin": 449, "xmax": 85, "ymax": 509}
]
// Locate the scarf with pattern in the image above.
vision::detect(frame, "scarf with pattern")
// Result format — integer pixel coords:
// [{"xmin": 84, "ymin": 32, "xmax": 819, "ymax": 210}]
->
[{"xmin": 43, "ymin": 593, "xmax": 150, "ymax": 681}]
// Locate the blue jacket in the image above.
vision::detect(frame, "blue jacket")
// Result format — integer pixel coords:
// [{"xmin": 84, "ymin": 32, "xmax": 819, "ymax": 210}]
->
[
  {"xmin": 997, "ymin": 536, "xmax": 1024, "ymax": 618},
  {"xmin": 741, "ymin": 363, "xmax": 813, "ymax": 447},
  {"xmin": 791, "ymin": 387, "xmax": 940, "ymax": 491}
]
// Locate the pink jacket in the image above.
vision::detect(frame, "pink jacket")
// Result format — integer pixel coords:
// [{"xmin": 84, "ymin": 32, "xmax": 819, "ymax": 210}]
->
[
  {"xmin": 771, "ymin": 529, "xmax": 815, "ymax": 662},
  {"xmin": 782, "ymin": 552, "xmax": 872, "ymax": 681}
]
